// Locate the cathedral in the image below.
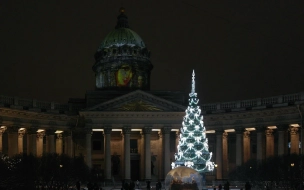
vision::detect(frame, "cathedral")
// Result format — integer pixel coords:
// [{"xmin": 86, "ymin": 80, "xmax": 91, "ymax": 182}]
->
[{"xmin": 0, "ymin": 8, "xmax": 303, "ymax": 182}]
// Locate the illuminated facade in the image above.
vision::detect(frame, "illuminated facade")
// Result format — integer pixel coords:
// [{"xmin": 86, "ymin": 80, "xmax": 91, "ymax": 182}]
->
[{"xmin": 0, "ymin": 8, "xmax": 303, "ymax": 182}]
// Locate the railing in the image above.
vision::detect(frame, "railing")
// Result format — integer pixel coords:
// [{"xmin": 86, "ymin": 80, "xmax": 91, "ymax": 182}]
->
[{"xmin": 1, "ymin": 91, "xmax": 304, "ymax": 113}]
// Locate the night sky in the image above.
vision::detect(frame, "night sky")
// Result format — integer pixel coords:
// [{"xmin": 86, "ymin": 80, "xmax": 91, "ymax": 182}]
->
[{"xmin": 1, "ymin": 1, "xmax": 304, "ymax": 104}]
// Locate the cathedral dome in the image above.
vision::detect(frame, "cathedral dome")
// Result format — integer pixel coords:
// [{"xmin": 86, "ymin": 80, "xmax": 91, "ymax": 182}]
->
[
  {"xmin": 97, "ymin": 27, "xmax": 146, "ymax": 50},
  {"xmin": 93, "ymin": 8, "xmax": 153, "ymax": 91}
]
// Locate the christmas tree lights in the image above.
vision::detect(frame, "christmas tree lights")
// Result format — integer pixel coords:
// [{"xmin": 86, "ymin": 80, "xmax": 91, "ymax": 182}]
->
[{"xmin": 173, "ymin": 70, "xmax": 214, "ymax": 173}]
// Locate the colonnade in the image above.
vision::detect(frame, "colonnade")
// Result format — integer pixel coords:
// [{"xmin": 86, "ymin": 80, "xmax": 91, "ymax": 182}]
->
[
  {"xmin": 214, "ymin": 125, "xmax": 301, "ymax": 179},
  {"xmin": 85, "ymin": 126, "xmax": 172, "ymax": 181},
  {"xmin": 0, "ymin": 126, "xmax": 73, "ymax": 157}
]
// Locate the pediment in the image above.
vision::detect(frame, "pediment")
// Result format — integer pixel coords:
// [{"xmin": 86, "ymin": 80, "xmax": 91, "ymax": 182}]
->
[{"xmin": 85, "ymin": 90, "xmax": 186, "ymax": 112}]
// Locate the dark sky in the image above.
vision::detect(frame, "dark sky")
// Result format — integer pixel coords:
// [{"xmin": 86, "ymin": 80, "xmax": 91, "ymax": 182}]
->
[{"xmin": 1, "ymin": 0, "xmax": 304, "ymax": 104}]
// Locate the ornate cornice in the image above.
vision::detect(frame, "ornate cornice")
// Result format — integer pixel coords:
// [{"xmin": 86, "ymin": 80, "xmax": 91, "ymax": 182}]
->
[
  {"xmin": 204, "ymin": 106, "xmax": 300, "ymax": 129},
  {"xmin": 0, "ymin": 108, "xmax": 73, "ymax": 121},
  {"xmin": 80, "ymin": 112, "xmax": 184, "ymax": 118}
]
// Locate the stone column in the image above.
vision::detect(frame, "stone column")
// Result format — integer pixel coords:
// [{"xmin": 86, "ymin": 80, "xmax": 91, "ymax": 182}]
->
[
  {"xmin": 120, "ymin": 132, "xmax": 125, "ymax": 179},
  {"xmin": 36, "ymin": 131, "xmax": 45, "ymax": 156},
  {"xmin": 64, "ymin": 135, "xmax": 68, "ymax": 155},
  {"xmin": 56, "ymin": 133, "xmax": 63, "ymax": 155},
  {"xmin": 175, "ymin": 130, "xmax": 180, "ymax": 153},
  {"xmin": 67, "ymin": 131, "xmax": 73, "ymax": 157},
  {"xmin": 256, "ymin": 127, "xmax": 263, "ymax": 161},
  {"xmin": 215, "ymin": 130, "xmax": 222, "ymax": 180},
  {"xmin": 243, "ymin": 130, "xmax": 250, "ymax": 163},
  {"xmin": 235, "ymin": 129, "xmax": 242, "ymax": 166},
  {"xmin": 0, "ymin": 129, "xmax": 5, "ymax": 153},
  {"xmin": 143, "ymin": 126, "xmax": 152, "ymax": 181},
  {"xmin": 157, "ymin": 131, "xmax": 163, "ymax": 180},
  {"xmin": 123, "ymin": 126, "xmax": 131, "ymax": 180},
  {"xmin": 85, "ymin": 128, "xmax": 92, "ymax": 168},
  {"xmin": 103, "ymin": 127, "xmax": 112, "ymax": 182},
  {"xmin": 27, "ymin": 128, "xmax": 37, "ymax": 155},
  {"xmin": 289, "ymin": 126, "xmax": 299, "ymax": 154},
  {"xmin": 18, "ymin": 129, "xmax": 25, "ymax": 154},
  {"xmin": 162, "ymin": 127, "xmax": 171, "ymax": 180},
  {"xmin": 222, "ymin": 131, "xmax": 229, "ymax": 179},
  {"xmin": 277, "ymin": 125, "xmax": 286, "ymax": 156},
  {"xmin": 265, "ymin": 129, "xmax": 274, "ymax": 158},
  {"xmin": 140, "ymin": 132, "xmax": 145, "ymax": 180},
  {"xmin": 7, "ymin": 126, "xmax": 19, "ymax": 157},
  {"xmin": 46, "ymin": 129, "xmax": 55, "ymax": 153}
]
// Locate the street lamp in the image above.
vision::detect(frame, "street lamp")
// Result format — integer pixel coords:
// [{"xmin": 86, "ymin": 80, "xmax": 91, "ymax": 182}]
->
[{"xmin": 214, "ymin": 164, "xmax": 218, "ymax": 180}]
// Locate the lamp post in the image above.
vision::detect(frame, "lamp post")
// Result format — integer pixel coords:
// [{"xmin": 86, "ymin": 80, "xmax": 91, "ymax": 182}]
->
[{"xmin": 214, "ymin": 164, "xmax": 218, "ymax": 180}]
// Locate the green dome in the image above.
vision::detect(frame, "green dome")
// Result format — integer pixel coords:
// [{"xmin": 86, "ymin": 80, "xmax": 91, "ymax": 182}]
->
[
  {"xmin": 98, "ymin": 28, "xmax": 146, "ymax": 50},
  {"xmin": 93, "ymin": 8, "xmax": 153, "ymax": 91}
]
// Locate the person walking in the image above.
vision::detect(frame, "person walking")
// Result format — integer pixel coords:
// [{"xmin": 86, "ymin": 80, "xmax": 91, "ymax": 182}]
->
[
  {"xmin": 218, "ymin": 184, "xmax": 222, "ymax": 190},
  {"xmin": 224, "ymin": 181, "xmax": 230, "ymax": 190},
  {"xmin": 136, "ymin": 180, "xmax": 140, "ymax": 189}
]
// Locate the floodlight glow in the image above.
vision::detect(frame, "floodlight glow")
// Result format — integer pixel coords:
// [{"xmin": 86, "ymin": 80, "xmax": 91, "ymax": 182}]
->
[
  {"xmin": 268, "ymin": 126, "xmax": 277, "ymax": 129},
  {"xmin": 92, "ymin": 129, "xmax": 103, "ymax": 131}
]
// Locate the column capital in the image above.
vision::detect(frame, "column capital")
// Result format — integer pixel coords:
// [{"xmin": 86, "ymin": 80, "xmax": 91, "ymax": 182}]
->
[
  {"xmin": 243, "ymin": 130, "xmax": 250, "ymax": 138},
  {"xmin": 103, "ymin": 127, "xmax": 112, "ymax": 134},
  {"xmin": 289, "ymin": 127, "xmax": 299, "ymax": 135},
  {"xmin": 0, "ymin": 129, "xmax": 5, "ymax": 136},
  {"xmin": 56, "ymin": 133, "xmax": 63, "ymax": 139},
  {"xmin": 37, "ymin": 131, "xmax": 45, "ymax": 139},
  {"xmin": 265, "ymin": 129, "xmax": 273, "ymax": 137},
  {"xmin": 162, "ymin": 127, "xmax": 171, "ymax": 134},
  {"xmin": 18, "ymin": 129, "xmax": 26, "ymax": 138},
  {"xmin": 158, "ymin": 131, "xmax": 162, "ymax": 138},
  {"xmin": 122, "ymin": 126, "xmax": 132, "ymax": 134},
  {"xmin": 223, "ymin": 131, "xmax": 228, "ymax": 139},
  {"xmin": 142, "ymin": 126, "xmax": 152, "ymax": 134}
]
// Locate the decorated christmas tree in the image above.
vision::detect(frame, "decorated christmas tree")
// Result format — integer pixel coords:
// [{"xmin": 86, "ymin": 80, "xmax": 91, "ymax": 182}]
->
[{"xmin": 172, "ymin": 70, "xmax": 214, "ymax": 173}]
